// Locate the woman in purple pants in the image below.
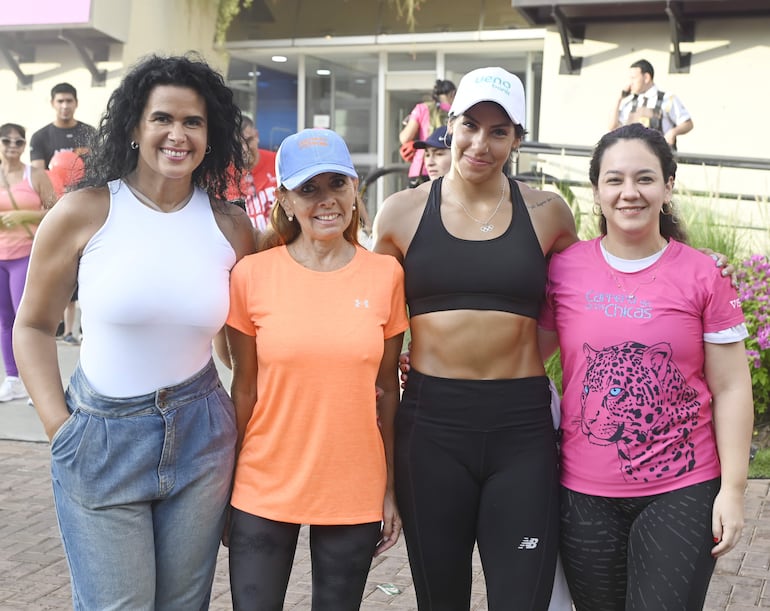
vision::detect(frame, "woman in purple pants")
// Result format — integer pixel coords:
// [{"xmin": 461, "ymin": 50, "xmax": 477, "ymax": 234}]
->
[{"xmin": 0, "ymin": 123, "xmax": 55, "ymax": 401}]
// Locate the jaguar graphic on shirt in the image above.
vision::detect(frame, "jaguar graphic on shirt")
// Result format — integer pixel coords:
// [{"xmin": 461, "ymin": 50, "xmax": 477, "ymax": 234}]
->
[{"xmin": 579, "ymin": 340, "xmax": 701, "ymax": 483}]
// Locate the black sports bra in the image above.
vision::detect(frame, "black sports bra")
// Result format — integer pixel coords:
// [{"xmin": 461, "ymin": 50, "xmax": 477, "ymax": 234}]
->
[{"xmin": 404, "ymin": 177, "xmax": 546, "ymax": 319}]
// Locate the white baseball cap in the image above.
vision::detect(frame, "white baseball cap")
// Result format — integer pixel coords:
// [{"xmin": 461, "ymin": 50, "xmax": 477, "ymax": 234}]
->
[{"xmin": 449, "ymin": 67, "xmax": 526, "ymax": 128}]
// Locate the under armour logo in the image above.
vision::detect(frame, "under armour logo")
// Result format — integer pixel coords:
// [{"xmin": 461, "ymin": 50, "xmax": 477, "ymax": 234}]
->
[
  {"xmin": 354, "ymin": 299, "xmax": 369, "ymax": 308},
  {"xmin": 517, "ymin": 537, "xmax": 539, "ymax": 550}
]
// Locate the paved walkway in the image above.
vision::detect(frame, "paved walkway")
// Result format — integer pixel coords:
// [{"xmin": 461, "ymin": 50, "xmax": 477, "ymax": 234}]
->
[{"xmin": 0, "ymin": 343, "xmax": 768, "ymax": 610}]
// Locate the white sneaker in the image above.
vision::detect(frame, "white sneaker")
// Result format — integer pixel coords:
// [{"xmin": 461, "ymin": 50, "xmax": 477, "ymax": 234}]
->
[{"xmin": 0, "ymin": 376, "xmax": 28, "ymax": 402}]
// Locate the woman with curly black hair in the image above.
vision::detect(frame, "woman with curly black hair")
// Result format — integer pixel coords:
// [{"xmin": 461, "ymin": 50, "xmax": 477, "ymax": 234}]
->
[{"xmin": 13, "ymin": 54, "xmax": 255, "ymax": 610}]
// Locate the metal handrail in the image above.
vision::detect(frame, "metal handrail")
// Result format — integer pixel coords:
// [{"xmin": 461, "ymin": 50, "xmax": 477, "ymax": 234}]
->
[
  {"xmin": 519, "ymin": 141, "xmax": 770, "ymax": 172},
  {"xmin": 358, "ymin": 144, "xmax": 770, "ymax": 209}
]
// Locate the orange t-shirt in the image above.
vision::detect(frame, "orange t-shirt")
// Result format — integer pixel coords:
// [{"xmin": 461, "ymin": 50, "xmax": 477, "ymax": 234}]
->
[{"xmin": 227, "ymin": 245, "xmax": 408, "ymax": 524}]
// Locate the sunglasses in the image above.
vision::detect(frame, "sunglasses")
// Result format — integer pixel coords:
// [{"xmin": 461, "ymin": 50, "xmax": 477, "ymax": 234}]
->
[{"xmin": 0, "ymin": 138, "xmax": 25, "ymax": 147}]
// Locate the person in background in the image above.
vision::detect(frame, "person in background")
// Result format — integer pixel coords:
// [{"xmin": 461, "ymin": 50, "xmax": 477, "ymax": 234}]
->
[
  {"xmin": 30, "ymin": 82, "xmax": 96, "ymax": 347},
  {"xmin": 29, "ymin": 83, "xmax": 96, "ymax": 346},
  {"xmin": 0, "ymin": 123, "xmax": 55, "ymax": 402},
  {"xmin": 540, "ymin": 123, "xmax": 752, "ymax": 610},
  {"xmin": 375, "ymin": 66, "xmax": 577, "ymax": 610},
  {"xmin": 399, "ymin": 79, "xmax": 456, "ymax": 188},
  {"xmin": 226, "ymin": 128, "xmax": 407, "ymax": 611},
  {"xmin": 609, "ymin": 59, "xmax": 693, "ymax": 148},
  {"xmin": 13, "ymin": 54, "xmax": 255, "ymax": 610},
  {"xmin": 226, "ymin": 115, "xmax": 278, "ymax": 233},
  {"xmin": 29, "ymin": 83, "xmax": 95, "ymax": 170},
  {"xmin": 412, "ymin": 125, "xmax": 451, "ymax": 181}
]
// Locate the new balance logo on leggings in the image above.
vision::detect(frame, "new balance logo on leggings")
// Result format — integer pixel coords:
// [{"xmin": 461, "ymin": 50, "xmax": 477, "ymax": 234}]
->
[{"xmin": 518, "ymin": 537, "xmax": 539, "ymax": 550}]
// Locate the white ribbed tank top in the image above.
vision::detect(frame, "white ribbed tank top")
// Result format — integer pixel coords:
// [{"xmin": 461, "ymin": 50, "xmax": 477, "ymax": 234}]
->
[{"xmin": 77, "ymin": 179, "xmax": 235, "ymax": 396}]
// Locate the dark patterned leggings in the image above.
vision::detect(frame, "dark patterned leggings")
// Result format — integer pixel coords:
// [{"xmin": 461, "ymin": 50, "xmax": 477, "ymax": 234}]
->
[
  {"xmin": 560, "ymin": 478, "xmax": 720, "ymax": 611},
  {"xmin": 228, "ymin": 508, "xmax": 381, "ymax": 611}
]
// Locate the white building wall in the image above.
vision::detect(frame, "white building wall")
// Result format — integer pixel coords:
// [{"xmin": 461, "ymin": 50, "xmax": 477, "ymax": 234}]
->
[
  {"xmin": 2, "ymin": 3, "xmax": 767, "ymax": 223},
  {"xmin": 535, "ymin": 17, "xmax": 770, "ymax": 196},
  {"xmin": 2, "ymin": 0, "xmax": 224, "ymax": 165},
  {"xmin": 538, "ymin": 16, "xmax": 770, "ymax": 158}
]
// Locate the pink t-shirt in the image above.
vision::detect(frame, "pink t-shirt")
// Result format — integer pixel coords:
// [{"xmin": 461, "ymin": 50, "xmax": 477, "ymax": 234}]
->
[
  {"xmin": 541, "ymin": 238, "xmax": 745, "ymax": 497},
  {"xmin": 0, "ymin": 165, "xmax": 41, "ymax": 259},
  {"xmin": 407, "ymin": 103, "xmax": 431, "ymax": 179}
]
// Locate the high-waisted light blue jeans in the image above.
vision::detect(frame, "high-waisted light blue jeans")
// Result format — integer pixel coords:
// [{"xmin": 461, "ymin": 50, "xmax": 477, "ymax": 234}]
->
[{"xmin": 50, "ymin": 360, "xmax": 236, "ymax": 610}]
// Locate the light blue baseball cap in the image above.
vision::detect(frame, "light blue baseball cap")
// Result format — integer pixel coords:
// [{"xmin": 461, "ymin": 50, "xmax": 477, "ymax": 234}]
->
[{"xmin": 275, "ymin": 128, "xmax": 358, "ymax": 190}]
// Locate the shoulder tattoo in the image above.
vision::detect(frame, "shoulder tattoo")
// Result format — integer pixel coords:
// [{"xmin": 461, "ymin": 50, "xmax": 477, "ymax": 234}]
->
[{"xmin": 526, "ymin": 193, "xmax": 561, "ymax": 210}]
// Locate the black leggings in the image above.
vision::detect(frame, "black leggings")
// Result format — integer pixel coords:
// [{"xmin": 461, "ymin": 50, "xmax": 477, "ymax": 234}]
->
[
  {"xmin": 395, "ymin": 371, "xmax": 559, "ymax": 610},
  {"xmin": 560, "ymin": 479, "xmax": 720, "ymax": 611},
  {"xmin": 228, "ymin": 508, "xmax": 381, "ymax": 611}
]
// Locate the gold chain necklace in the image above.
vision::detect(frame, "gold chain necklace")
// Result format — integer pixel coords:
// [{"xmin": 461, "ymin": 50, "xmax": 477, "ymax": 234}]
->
[
  {"xmin": 449, "ymin": 176, "xmax": 507, "ymax": 233},
  {"xmin": 602, "ymin": 244, "xmax": 658, "ymax": 299},
  {"xmin": 608, "ymin": 270, "xmax": 657, "ymax": 299},
  {"xmin": 125, "ymin": 181, "xmax": 194, "ymax": 213}
]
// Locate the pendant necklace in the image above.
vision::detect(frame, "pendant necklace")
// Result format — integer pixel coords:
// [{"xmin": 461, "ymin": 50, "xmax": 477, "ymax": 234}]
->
[
  {"xmin": 125, "ymin": 181, "xmax": 194, "ymax": 213},
  {"xmin": 609, "ymin": 271, "xmax": 656, "ymax": 299},
  {"xmin": 601, "ymin": 243, "xmax": 658, "ymax": 299},
  {"xmin": 450, "ymin": 176, "xmax": 507, "ymax": 233}
]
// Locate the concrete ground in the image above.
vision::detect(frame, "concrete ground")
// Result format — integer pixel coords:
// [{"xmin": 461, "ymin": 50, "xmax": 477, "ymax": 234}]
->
[{"xmin": 0, "ymin": 342, "xmax": 768, "ymax": 610}]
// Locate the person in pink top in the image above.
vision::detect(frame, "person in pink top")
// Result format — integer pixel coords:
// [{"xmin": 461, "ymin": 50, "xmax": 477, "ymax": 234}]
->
[
  {"xmin": 539, "ymin": 123, "xmax": 753, "ymax": 610},
  {"xmin": 399, "ymin": 79, "xmax": 455, "ymax": 188},
  {"xmin": 0, "ymin": 123, "xmax": 55, "ymax": 401}
]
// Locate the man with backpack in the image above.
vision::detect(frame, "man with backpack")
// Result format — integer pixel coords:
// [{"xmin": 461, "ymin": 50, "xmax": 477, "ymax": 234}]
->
[{"xmin": 609, "ymin": 59, "xmax": 693, "ymax": 148}]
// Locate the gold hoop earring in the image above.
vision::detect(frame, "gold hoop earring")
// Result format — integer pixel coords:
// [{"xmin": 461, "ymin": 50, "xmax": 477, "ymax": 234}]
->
[{"xmin": 661, "ymin": 202, "xmax": 673, "ymax": 216}]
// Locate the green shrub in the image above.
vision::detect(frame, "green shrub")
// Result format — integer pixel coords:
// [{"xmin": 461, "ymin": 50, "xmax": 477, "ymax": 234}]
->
[
  {"xmin": 545, "ymin": 350, "xmax": 562, "ymax": 395},
  {"xmin": 679, "ymin": 202, "xmax": 770, "ymax": 422},
  {"xmin": 749, "ymin": 447, "xmax": 770, "ymax": 479},
  {"xmin": 679, "ymin": 200, "xmax": 747, "ymax": 262},
  {"xmin": 736, "ymin": 255, "xmax": 770, "ymax": 420}
]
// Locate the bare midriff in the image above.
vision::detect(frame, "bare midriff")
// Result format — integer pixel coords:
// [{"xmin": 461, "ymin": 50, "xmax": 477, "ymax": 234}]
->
[{"xmin": 409, "ymin": 310, "xmax": 545, "ymax": 380}]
